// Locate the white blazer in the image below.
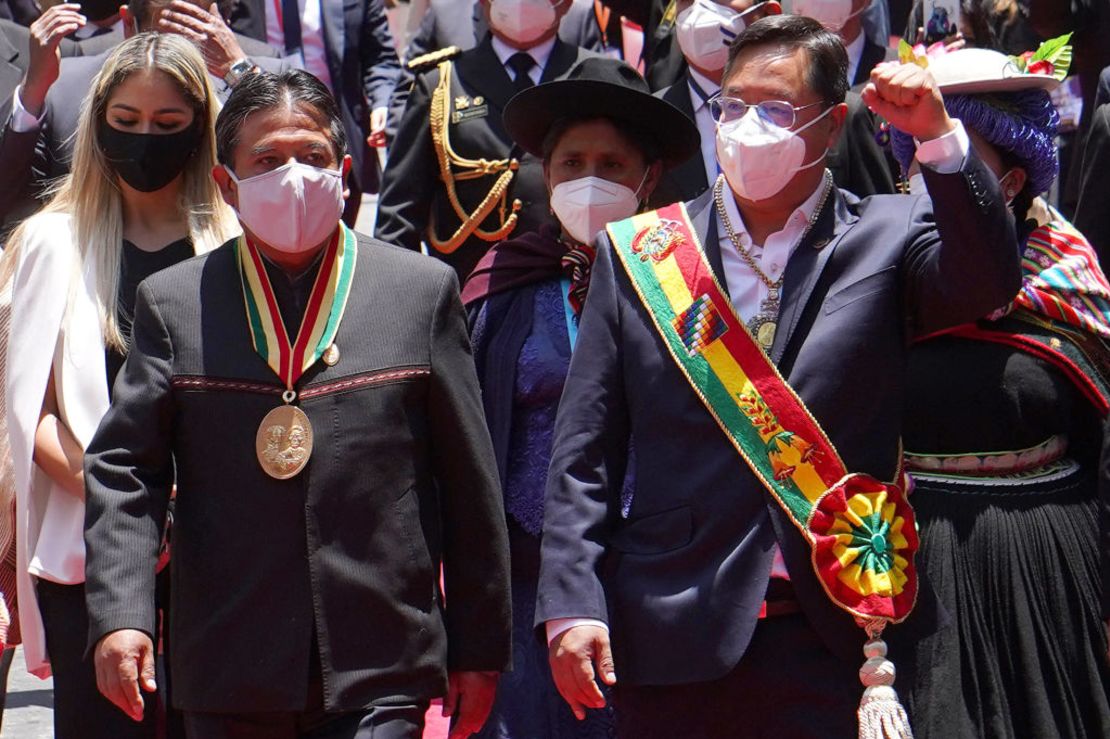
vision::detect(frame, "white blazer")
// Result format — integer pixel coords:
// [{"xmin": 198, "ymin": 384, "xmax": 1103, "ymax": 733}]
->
[{"xmin": 5, "ymin": 212, "xmax": 108, "ymax": 678}]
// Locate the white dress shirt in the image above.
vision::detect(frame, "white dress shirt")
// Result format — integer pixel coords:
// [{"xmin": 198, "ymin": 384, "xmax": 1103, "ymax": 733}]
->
[
  {"xmin": 265, "ymin": 0, "xmax": 333, "ymax": 91},
  {"xmin": 491, "ymin": 35, "xmax": 557, "ymax": 85},
  {"xmin": 545, "ymin": 119, "xmax": 971, "ymax": 644},
  {"xmin": 687, "ymin": 67, "xmax": 721, "ymax": 186}
]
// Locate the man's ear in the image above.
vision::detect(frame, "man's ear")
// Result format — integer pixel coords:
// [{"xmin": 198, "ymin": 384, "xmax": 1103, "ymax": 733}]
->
[
  {"xmin": 825, "ymin": 101, "xmax": 848, "ymax": 150},
  {"xmin": 120, "ymin": 5, "xmax": 137, "ymax": 38},
  {"xmin": 340, "ymin": 154, "xmax": 353, "ymax": 201},
  {"xmin": 212, "ymin": 164, "xmax": 237, "ymax": 209}
]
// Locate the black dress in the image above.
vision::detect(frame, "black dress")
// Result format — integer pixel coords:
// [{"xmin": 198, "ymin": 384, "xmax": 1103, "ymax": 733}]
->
[
  {"xmin": 902, "ymin": 335, "xmax": 1110, "ymax": 739},
  {"xmin": 35, "ymin": 237, "xmax": 192, "ymax": 739}
]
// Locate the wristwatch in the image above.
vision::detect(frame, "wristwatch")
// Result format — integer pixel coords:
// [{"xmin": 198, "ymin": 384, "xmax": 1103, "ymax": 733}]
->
[{"xmin": 224, "ymin": 58, "xmax": 257, "ymax": 88}]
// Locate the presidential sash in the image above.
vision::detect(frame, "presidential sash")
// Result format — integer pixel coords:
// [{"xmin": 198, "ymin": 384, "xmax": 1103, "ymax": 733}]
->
[{"xmin": 608, "ymin": 203, "xmax": 919, "ymax": 625}]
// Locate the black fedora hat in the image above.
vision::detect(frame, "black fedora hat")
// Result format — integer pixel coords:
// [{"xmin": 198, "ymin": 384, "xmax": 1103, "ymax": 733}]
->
[{"xmin": 502, "ymin": 57, "xmax": 700, "ymax": 167}]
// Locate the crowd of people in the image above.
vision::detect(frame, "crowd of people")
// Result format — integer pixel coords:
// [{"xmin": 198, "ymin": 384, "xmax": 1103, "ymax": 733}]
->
[{"xmin": 0, "ymin": 1, "xmax": 1108, "ymax": 739}]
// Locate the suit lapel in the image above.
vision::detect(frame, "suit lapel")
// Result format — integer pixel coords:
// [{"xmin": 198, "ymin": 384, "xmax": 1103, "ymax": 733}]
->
[
  {"xmin": 319, "ymin": 0, "xmax": 346, "ymax": 80},
  {"xmin": 458, "ymin": 36, "xmax": 518, "ymax": 116},
  {"xmin": 770, "ymin": 185, "xmax": 858, "ymax": 363},
  {"xmin": 539, "ymin": 38, "xmax": 577, "ymax": 83},
  {"xmin": 853, "ymin": 39, "xmax": 886, "ymax": 87},
  {"xmin": 662, "ymin": 78, "xmax": 710, "ymax": 195},
  {"xmin": 686, "ymin": 189, "xmax": 728, "ymax": 295}
]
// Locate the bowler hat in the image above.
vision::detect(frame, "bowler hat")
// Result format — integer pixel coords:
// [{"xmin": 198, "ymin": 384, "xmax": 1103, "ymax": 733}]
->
[{"xmin": 503, "ymin": 57, "xmax": 700, "ymax": 167}]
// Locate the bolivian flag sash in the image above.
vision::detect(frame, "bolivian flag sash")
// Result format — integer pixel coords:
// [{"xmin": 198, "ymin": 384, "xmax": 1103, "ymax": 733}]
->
[
  {"xmin": 236, "ymin": 225, "xmax": 357, "ymax": 390},
  {"xmin": 608, "ymin": 203, "xmax": 918, "ymax": 623}
]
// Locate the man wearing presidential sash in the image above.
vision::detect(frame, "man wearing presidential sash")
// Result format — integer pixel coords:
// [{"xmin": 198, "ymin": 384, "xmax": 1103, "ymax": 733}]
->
[
  {"xmin": 536, "ymin": 15, "xmax": 1022, "ymax": 738},
  {"xmin": 82, "ymin": 70, "xmax": 511, "ymax": 739}
]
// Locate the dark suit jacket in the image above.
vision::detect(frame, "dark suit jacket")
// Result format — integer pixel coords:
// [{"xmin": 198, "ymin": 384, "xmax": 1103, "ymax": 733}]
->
[
  {"xmin": 376, "ymin": 37, "xmax": 596, "ymax": 281},
  {"xmin": 74, "ymin": 25, "xmax": 280, "ymax": 59},
  {"xmin": 229, "ymin": 0, "xmax": 401, "ymax": 193},
  {"xmin": 386, "ymin": 0, "xmax": 603, "ymax": 142},
  {"xmin": 1075, "ymin": 102, "xmax": 1110, "ymax": 267},
  {"xmin": 851, "ymin": 37, "xmax": 898, "ymax": 89},
  {"xmin": 83, "ymin": 231, "xmax": 512, "ymax": 712},
  {"xmin": 535, "ymin": 152, "xmax": 1020, "ymax": 685},
  {"xmin": 0, "ymin": 46, "xmax": 285, "ymax": 225},
  {"xmin": 651, "ymin": 75, "xmax": 895, "ymax": 208}
]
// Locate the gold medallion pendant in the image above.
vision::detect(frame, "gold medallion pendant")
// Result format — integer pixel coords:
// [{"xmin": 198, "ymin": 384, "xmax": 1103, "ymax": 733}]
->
[
  {"xmin": 255, "ymin": 404, "xmax": 314, "ymax": 480},
  {"xmin": 754, "ymin": 319, "xmax": 777, "ymax": 351}
]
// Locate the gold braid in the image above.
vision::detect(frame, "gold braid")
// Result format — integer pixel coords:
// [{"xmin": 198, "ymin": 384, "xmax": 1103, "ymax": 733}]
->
[{"xmin": 427, "ymin": 60, "xmax": 521, "ymax": 254}]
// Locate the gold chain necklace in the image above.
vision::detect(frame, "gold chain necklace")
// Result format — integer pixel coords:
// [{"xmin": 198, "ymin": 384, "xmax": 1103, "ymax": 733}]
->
[{"xmin": 712, "ymin": 172, "xmax": 834, "ymax": 350}]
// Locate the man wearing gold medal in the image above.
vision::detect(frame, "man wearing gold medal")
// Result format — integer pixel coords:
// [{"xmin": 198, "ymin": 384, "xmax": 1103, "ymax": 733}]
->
[
  {"xmin": 82, "ymin": 70, "xmax": 512, "ymax": 739},
  {"xmin": 536, "ymin": 15, "xmax": 1023, "ymax": 739}
]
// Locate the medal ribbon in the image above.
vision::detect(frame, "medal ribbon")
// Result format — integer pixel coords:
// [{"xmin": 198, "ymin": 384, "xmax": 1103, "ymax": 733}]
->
[
  {"xmin": 236, "ymin": 224, "xmax": 357, "ymax": 393},
  {"xmin": 608, "ymin": 203, "xmax": 918, "ymax": 623}
]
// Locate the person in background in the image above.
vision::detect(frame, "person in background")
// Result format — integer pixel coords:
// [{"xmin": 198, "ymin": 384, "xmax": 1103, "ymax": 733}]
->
[
  {"xmin": 0, "ymin": 0, "xmax": 285, "ymax": 228},
  {"xmin": 84, "ymin": 68, "xmax": 512, "ymax": 739},
  {"xmin": 228, "ymin": 0, "xmax": 401, "ymax": 223},
  {"xmin": 890, "ymin": 43, "xmax": 1110, "ymax": 738},
  {"xmin": 1074, "ymin": 99, "xmax": 1110, "ymax": 265},
  {"xmin": 377, "ymin": 0, "xmax": 597, "ymax": 281},
  {"xmin": 461, "ymin": 57, "xmax": 698, "ymax": 739},
  {"xmin": 4, "ymin": 33, "xmax": 237, "ymax": 738},
  {"xmin": 386, "ymin": 0, "xmax": 605, "ymax": 141},
  {"xmin": 792, "ymin": 0, "xmax": 895, "ymax": 87},
  {"xmin": 535, "ymin": 15, "xmax": 1019, "ymax": 738}
]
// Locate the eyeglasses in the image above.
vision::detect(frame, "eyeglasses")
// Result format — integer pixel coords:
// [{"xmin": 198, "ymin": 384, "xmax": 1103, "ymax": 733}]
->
[{"xmin": 708, "ymin": 95, "xmax": 826, "ymax": 129}]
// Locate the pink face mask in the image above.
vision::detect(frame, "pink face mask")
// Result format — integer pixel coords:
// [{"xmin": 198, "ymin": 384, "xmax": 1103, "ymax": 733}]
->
[
  {"xmin": 228, "ymin": 161, "xmax": 344, "ymax": 254},
  {"xmin": 488, "ymin": 0, "xmax": 560, "ymax": 46}
]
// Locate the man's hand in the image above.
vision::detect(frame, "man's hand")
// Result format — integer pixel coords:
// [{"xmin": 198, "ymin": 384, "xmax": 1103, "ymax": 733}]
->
[
  {"xmin": 367, "ymin": 107, "xmax": 388, "ymax": 148},
  {"xmin": 94, "ymin": 629, "xmax": 156, "ymax": 722},
  {"xmin": 861, "ymin": 61, "xmax": 955, "ymax": 142},
  {"xmin": 442, "ymin": 670, "xmax": 498, "ymax": 738},
  {"xmin": 157, "ymin": 1, "xmax": 246, "ymax": 79},
  {"xmin": 548, "ymin": 625, "xmax": 615, "ymax": 720},
  {"xmin": 22, "ymin": 4, "xmax": 86, "ymax": 116}
]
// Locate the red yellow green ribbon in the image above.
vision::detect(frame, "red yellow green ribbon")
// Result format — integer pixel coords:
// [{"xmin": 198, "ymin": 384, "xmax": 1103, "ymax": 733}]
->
[
  {"xmin": 236, "ymin": 224, "xmax": 357, "ymax": 391},
  {"xmin": 609, "ymin": 203, "xmax": 918, "ymax": 622}
]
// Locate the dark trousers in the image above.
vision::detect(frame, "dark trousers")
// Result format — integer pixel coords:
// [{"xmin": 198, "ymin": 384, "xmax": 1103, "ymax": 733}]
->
[
  {"xmin": 36, "ymin": 579, "xmax": 158, "ymax": 739},
  {"xmin": 183, "ymin": 703, "xmax": 426, "ymax": 739},
  {"xmin": 613, "ymin": 614, "xmax": 860, "ymax": 739}
]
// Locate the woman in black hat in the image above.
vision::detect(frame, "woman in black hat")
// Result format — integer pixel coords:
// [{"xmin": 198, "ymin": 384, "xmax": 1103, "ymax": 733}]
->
[{"xmin": 459, "ymin": 57, "xmax": 698, "ymax": 739}]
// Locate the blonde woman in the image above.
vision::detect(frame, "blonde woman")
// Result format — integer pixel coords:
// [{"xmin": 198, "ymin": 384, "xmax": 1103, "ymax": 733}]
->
[{"xmin": 3, "ymin": 32, "xmax": 236, "ymax": 738}]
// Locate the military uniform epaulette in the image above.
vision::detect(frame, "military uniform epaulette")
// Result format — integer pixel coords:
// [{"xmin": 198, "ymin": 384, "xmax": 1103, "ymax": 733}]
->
[{"xmin": 407, "ymin": 46, "xmax": 462, "ymax": 73}]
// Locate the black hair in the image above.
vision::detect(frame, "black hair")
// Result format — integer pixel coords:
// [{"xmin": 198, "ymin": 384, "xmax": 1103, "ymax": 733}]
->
[
  {"xmin": 215, "ymin": 69, "xmax": 348, "ymax": 168},
  {"xmin": 722, "ymin": 15, "xmax": 849, "ymax": 108},
  {"xmin": 539, "ymin": 116, "xmax": 663, "ymax": 166}
]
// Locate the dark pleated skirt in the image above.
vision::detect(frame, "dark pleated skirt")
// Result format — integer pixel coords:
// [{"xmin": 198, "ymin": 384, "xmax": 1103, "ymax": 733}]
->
[
  {"xmin": 473, "ymin": 524, "xmax": 616, "ymax": 739},
  {"xmin": 905, "ymin": 463, "xmax": 1110, "ymax": 739}
]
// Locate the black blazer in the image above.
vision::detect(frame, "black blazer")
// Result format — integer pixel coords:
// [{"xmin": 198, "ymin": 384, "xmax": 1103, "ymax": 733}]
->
[
  {"xmin": 230, "ymin": 0, "xmax": 401, "ymax": 192},
  {"xmin": 649, "ymin": 78, "xmax": 709, "ymax": 208},
  {"xmin": 1075, "ymin": 102, "xmax": 1110, "ymax": 266},
  {"xmin": 536, "ymin": 153, "xmax": 1020, "ymax": 685},
  {"xmin": 376, "ymin": 36, "xmax": 596, "ymax": 281},
  {"xmin": 851, "ymin": 37, "xmax": 898, "ymax": 89},
  {"xmin": 83, "ymin": 232, "xmax": 512, "ymax": 712}
]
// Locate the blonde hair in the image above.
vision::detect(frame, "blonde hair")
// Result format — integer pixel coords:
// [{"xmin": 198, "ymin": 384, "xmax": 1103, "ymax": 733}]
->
[{"xmin": 3, "ymin": 32, "xmax": 238, "ymax": 352}]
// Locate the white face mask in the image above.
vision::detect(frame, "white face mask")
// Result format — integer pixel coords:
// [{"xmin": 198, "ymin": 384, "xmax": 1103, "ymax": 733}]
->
[
  {"xmin": 791, "ymin": 0, "xmax": 863, "ymax": 32},
  {"xmin": 550, "ymin": 174, "xmax": 646, "ymax": 245},
  {"xmin": 488, "ymin": 0, "xmax": 559, "ymax": 47},
  {"xmin": 715, "ymin": 105, "xmax": 832, "ymax": 201},
  {"xmin": 675, "ymin": 0, "xmax": 748, "ymax": 73},
  {"xmin": 228, "ymin": 161, "xmax": 345, "ymax": 254}
]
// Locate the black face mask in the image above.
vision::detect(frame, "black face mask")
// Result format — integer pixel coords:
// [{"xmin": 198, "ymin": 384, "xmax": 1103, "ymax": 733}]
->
[
  {"xmin": 80, "ymin": 0, "xmax": 124, "ymax": 22},
  {"xmin": 97, "ymin": 122, "xmax": 202, "ymax": 193}
]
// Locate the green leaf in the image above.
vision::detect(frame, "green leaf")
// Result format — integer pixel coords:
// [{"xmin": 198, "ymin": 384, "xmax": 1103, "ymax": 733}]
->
[
  {"xmin": 1031, "ymin": 33, "xmax": 1073, "ymax": 79},
  {"xmin": 897, "ymin": 38, "xmax": 915, "ymax": 63}
]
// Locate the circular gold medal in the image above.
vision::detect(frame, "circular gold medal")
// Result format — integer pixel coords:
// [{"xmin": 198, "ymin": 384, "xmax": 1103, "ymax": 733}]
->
[
  {"xmin": 756, "ymin": 320, "xmax": 777, "ymax": 351},
  {"xmin": 255, "ymin": 405, "xmax": 314, "ymax": 480}
]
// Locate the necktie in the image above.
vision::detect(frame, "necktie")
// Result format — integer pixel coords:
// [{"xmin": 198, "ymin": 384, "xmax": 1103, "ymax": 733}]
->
[
  {"xmin": 508, "ymin": 52, "xmax": 536, "ymax": 93},
  {"xmin": 281, "ymin": 0, "xmax": 303, "ymax": 56}
]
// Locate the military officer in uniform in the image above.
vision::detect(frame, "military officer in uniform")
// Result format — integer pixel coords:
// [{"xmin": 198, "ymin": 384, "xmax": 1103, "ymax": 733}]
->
[{"xmin": 375, "ymin": 0, "xmax": 598, "ymax": 281}]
